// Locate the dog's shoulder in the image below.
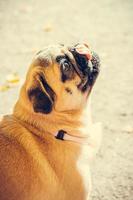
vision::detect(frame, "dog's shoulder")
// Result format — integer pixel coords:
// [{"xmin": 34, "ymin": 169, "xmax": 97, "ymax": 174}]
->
[
  {"xmin": 0, "ymin": 115, "xmax": 61, "ymax": 200},
  {"xmin": 0, "ymin": 115, "xmax": 47, "ymax": 200},
  {"xmin": 0, "ymin": 115, "xmax": 33, "ymax": 173},
  {"xmin": 0, "ymin": 114, "xmax": 43, "ymax": 164},
  {"xmin": 0, "ymin": 115, "xmax": 23, "ymax": 148},
  {"xmin": 0, "ymin": 115, "xmax": 15, "ymax": 147},
  {"xmin": 0, "ymin": 115, "xmax": 29, "ymax": 199}
]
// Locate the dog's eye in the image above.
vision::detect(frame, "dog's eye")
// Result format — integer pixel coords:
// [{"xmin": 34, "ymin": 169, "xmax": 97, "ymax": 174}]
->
[
  {"xmin": 59, "ymin": 58, "xmax": 74, "ymax": 82},
  {"xmin": 62, "ymin": 62, "xmax": 71, "ymax": 72}
]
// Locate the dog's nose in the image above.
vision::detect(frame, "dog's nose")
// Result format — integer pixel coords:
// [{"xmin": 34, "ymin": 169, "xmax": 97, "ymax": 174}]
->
[
  {"xmin": 74, "ymin": 44, "xmax": 92, "ymax": 60},
  {"xmin": 69, "ymin": 45, "xmax": 91, "ymax": 74}
]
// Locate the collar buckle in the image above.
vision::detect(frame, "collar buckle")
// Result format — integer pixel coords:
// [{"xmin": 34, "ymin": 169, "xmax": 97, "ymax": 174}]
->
[{"xmin": 55, "ymin": 130, "xmax": 66, "ymax": 140}]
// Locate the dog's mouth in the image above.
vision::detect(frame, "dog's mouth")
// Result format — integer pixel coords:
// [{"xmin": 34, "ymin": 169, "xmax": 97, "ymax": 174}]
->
[{"xmin": 69, "ymin": 44, "xmax": 100, "ymax": 92}]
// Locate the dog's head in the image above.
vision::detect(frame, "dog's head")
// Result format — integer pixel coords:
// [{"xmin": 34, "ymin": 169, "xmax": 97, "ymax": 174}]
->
[{"xmin": 20, "ymin": 44, "xmax": 100, "ymax": 114}]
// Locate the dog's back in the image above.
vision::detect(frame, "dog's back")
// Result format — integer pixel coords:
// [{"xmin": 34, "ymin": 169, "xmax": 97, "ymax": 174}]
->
[
  {"xmin": 0, "ymin": 44, "xmax": 101, "ymax": 200},
  {"xmin": 0, "ymin": 115, "xmax": 89, "ymax": 200}
]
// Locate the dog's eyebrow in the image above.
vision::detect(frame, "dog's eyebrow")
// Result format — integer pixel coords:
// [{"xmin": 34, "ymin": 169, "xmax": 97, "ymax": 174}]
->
[
  {"xmin": 56, "ymin": 54, "xmax": 74, "ymax": 65},
  {"xmin": 56, "ymin": 55, "xmax": 66, "ymax": 63}
]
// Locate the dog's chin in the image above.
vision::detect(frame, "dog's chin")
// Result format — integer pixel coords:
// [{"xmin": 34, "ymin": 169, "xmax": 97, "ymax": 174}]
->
[{"xmin": 82, "ymin": 52, "xmax": 100, "ymax": 92}]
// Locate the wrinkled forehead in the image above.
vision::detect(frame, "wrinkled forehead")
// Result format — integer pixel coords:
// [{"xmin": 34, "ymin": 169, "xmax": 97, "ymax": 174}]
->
[{"xmin": 34, "ymin": 44, "xmax": 76, "ymax": 67}]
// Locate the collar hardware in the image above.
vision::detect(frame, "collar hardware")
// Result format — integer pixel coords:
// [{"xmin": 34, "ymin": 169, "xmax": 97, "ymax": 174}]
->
[{"xmin": 55, "ymin": 130, "xmax": 66, "ymax": 140}]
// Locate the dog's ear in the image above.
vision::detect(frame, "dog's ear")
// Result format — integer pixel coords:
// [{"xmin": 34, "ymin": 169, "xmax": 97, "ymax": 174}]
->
[
  {"xmin": 28, "ymin": 87, "xmax": 53, "ymax": 114},
  {"xmin": 28, "ymin": 75, "xmax": 55, "ymax": 114}
]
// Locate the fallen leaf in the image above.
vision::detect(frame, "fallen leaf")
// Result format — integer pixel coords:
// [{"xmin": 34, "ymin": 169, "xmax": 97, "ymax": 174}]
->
[
  {"xmin": 44, "ymin": 24, "xmax": 53, "ymax": 32},
  {"xmin": 6, "ymin": 73, "xmax": 20, "ymax": 84},
  {"xmin": 0, "ymin": 84, "xmax": 10, "ymax": 92},
  {"xmin": 123, "ymin": 125, "xmax": 133, "ymax": 134}
]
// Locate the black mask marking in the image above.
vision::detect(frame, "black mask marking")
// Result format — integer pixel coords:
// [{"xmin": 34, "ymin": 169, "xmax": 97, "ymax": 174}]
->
[
  {"xmin": 56, "ymin": 55, "xmax": 74, "ymax": 82},
  {"xmin": 69, "ymin": 48, "xmax": 100, "ymax": 92}
]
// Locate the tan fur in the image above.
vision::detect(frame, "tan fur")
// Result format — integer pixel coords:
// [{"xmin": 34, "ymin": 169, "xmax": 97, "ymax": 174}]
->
[{"xmin": 0, "ymin": 45, "xmax": 101, "ymax": 200}]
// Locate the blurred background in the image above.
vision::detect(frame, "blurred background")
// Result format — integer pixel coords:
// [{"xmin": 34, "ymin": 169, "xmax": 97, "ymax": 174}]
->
[{"xmin": 0, "ymin": 0, "xmax": 133, "ymax": 199}]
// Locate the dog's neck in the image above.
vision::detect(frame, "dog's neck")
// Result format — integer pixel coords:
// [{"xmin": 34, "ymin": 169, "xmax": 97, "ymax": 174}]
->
[{"xmin": 13, "ymin": 96, "xmax": 92, "ymax": 139}]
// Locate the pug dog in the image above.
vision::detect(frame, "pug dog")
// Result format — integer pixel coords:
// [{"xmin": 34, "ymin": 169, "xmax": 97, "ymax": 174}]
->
[{"xmin": 0, "ymin": 44, "xmax": 101, "ymax": 200}]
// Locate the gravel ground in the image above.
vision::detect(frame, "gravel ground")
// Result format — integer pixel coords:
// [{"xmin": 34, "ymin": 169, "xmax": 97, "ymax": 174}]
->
[{"xmin": 0, "ymin": 0, "xmax": 133, "ymax": 199}]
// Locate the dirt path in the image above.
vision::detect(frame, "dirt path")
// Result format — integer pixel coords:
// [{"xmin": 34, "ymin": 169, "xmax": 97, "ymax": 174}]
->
[{"xmin": 0, "ymin": 0, "xmax": 133, "ymax": 199}]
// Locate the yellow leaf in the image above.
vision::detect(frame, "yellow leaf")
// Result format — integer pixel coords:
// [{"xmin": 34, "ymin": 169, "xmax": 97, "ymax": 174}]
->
[
  {"xmin": 6, "ymin": 73, "xmax": 20, "ymax": 83},
  {"xmin": 44, "ymin": 24, "xmax": 53, "ymax": 32},
  {"xmin": 0, "ymin": 85, "xmax": 10, "ymax": 92}
]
